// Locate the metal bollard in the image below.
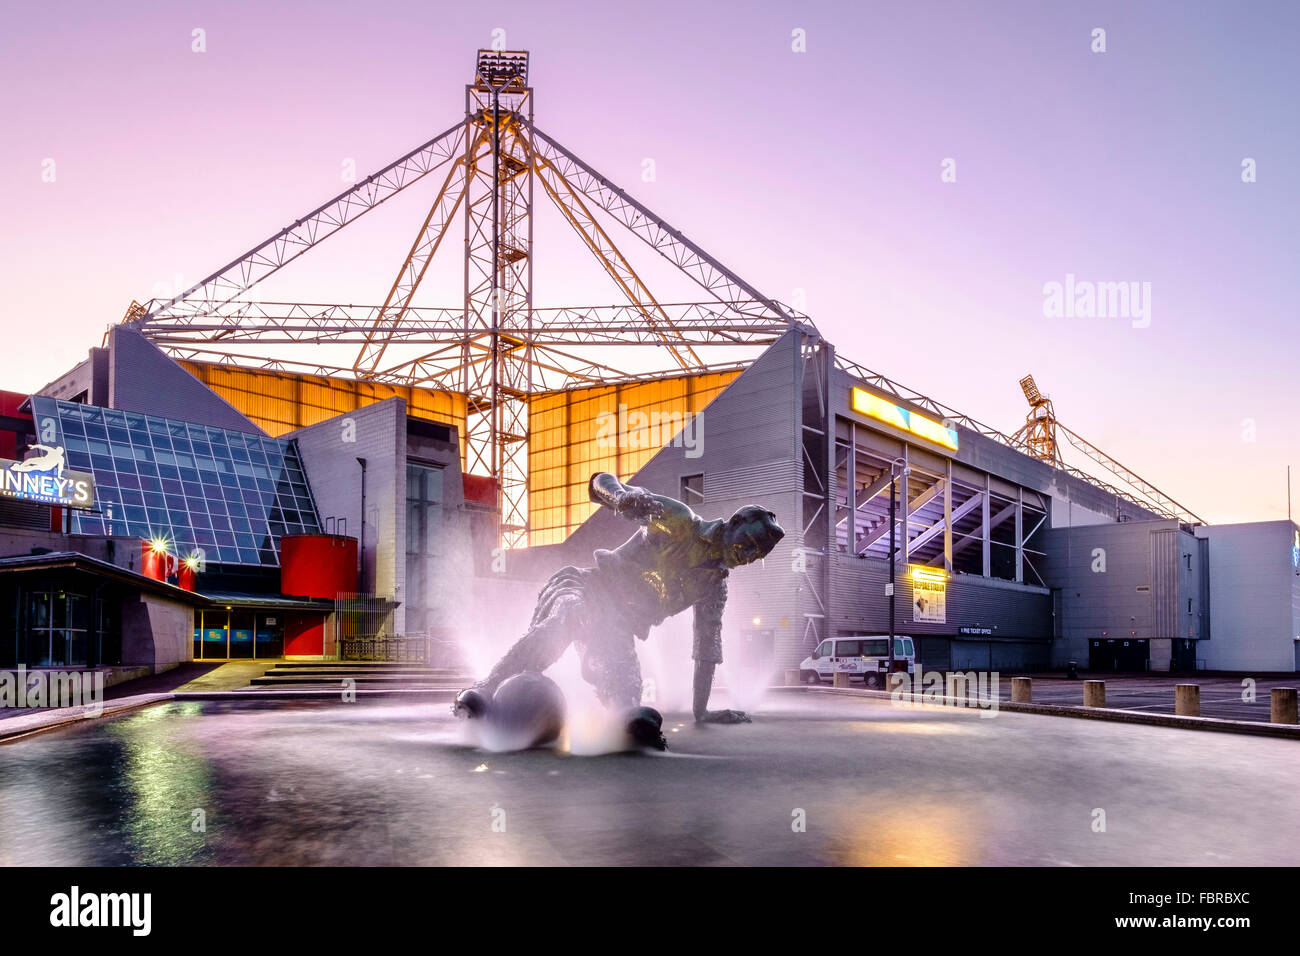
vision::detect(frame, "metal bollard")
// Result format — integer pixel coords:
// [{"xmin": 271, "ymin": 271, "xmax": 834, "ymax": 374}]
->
[
  {"xmin": 833, "ymin": 672, "xmax": 852, "ymax": 689},
  {"xmin": 1271, "ymin": 687, "xmax": 1298, "ymax": 725},
  {"xmin": 1174, "ymin": 683, "xmax": 1200, "ymax": 717},
  {"xmin": 1011, "ymin": 677, "xmax": 1032, "ymax": 703},
  {"xmin": 1083, "ymin": 679, "xmax": 1106, "ymax": 708},
  {"xmin": 785, "ymin": 668, "xmax": 802, "ymax": 687}
]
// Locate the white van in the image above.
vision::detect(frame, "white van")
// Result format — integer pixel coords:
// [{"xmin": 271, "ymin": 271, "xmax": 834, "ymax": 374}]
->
[{"xmin": 799, "ymin": 635, "xmax": 916, "ymax": 689}]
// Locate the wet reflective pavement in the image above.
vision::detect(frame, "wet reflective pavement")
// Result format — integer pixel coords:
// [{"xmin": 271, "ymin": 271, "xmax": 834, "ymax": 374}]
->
[{"xmin": 1, "ymin": 693, "xmax": 1296, "ymax": 866}]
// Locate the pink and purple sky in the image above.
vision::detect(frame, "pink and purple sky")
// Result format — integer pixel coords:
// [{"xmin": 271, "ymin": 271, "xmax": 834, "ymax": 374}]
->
[{"xmin": 2, "ymin": 0, "xmax": 1296, "ymax": 522}]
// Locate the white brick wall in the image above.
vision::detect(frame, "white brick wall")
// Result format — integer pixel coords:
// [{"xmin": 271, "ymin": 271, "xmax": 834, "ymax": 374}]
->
[{"xmin": 291, "ymin": 399, "xmax": 407, "ymax": 629}]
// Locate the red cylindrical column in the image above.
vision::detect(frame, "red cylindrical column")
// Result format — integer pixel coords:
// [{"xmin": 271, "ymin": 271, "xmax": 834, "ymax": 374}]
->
[
  {"xmin": 280, "ymin": 534, "xmax": 358, "ymax": 599},
  {"xmin": 141, "ymin": 540, "xmax": 168, "ymax": 581}
]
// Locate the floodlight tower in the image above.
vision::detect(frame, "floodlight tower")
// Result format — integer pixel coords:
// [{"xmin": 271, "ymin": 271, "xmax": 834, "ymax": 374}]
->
[
  {"xmin": 464, "ymin": 50, "xmax": 534, "ymax": 546},
  {"xmin": 128, "ymin": 48, "xmax": 807, "ymax": 548},
  {"xmin": 1014, "ymin": 374, "xmax": 1061, "ymax": 464}
]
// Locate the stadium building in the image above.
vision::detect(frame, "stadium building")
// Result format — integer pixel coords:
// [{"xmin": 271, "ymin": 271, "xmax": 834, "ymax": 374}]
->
[
  {"xmin": 3, "ymin": 50, "xmax": 1296, "ymax": 681},
  {"xmin": 1, "ymin": 322, "xmax": 1296, "ymax": 680}
]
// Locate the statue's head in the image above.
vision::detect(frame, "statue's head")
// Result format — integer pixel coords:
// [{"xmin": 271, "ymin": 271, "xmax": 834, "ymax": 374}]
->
[{"xmin": 722, "ymin": 506, "xmax": 784, "ymax": 567}]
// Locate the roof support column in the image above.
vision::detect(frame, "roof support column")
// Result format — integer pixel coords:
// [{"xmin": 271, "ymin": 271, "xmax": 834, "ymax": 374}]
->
[
  {"xmin": 846, "ymin": 426, "xmax": 857, "ymax": 556},
  {"xmin": 1015, "ymin": 487, "xmax": 1024, "ymax": 583},
  {"xmin": 944, "ymin": 458, "xmax": 953, "ymax": 572},
  {"xmin": 900, "ymin": 445, "xmax": 910, "ymax": 567},
  {"xmin": 982, "ymin": 473, "xmax": 991, "ymax": 577}
]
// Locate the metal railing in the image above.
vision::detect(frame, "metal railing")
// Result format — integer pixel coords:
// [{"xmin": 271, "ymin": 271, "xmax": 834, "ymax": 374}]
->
[
  {"xmin": 834, "ymin": 352, "xmax": 1200, "ymax": 524},
  {"xmin": 338, "ymin": 636, "xmax": 430, "ymax": 663}
]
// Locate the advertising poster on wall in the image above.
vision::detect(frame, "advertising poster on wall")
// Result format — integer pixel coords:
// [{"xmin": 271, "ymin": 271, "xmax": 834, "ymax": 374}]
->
[{"xmin": 911, "ymin": 567, "xmax": 947, "ymax": 624}]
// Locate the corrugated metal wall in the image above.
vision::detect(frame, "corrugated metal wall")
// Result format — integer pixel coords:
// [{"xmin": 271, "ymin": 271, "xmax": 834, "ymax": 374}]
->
[
  {"xmin": 526, "ymin": 370, "xmax": 739, "ymax": 545},
  {"xmin": 830, "ymin": 552, "xmax": 1052, "ymax": 638},
  {"xmin": 695, "ymin": 332, "xmax": 806, "ymax": 669},
  {"xmin": 1197, "ymin": 536, "xmax": 1211, "ymax": 642},
  {"xmin": 510, "ymin": 331, "xmax": 809, "ymax": 668},
  {"xmin": 110, "ymin": 326, "xmax": 262, "ymax": 434},
  {"xmin": 1041, "ymin": 519, "xmax": 1206, "ymax": 667},
  {"xmin": 177, "ymin": 359, "xmax": 468, "ymax": 463},
  {"xmin": 1151, "ymin": 528, "xmax": 1178, "ymax": 638}
]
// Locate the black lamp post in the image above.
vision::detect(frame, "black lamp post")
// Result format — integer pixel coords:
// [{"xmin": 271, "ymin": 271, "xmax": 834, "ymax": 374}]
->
[
  {"xmin": 887, "ymin": 457, "xmax": 909, "ymax": 679},
  {"xmin": 356, "ymin": 457, "xmax": 367, "ymax": 591},
  {"xmin": 888, "ymin": 472, "xmax": 896, "ymax": 675}
]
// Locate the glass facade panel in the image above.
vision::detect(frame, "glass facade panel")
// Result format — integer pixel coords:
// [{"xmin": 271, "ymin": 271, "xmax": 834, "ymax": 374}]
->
[
  {"xmin": 229, "ymin": 611, "xmax": 255, "ymax": 659},
  {"xmin": 405, "ymin": 463, "xmax": 444, "ymax": 637},
  {"xmin": 198, "ymin": 611, "xmax": 228, "ymax": 659},
  {"xmin": 175, "ymin": 360, "xmax": 468, "ymax": 457},
  {"xmin": 29, "ymin": 396, "xmax": 321, "ymax": 567},
  {"xmin": 256, "ymin": 614, "xmax": 284, "ymax": 657},
  {"xmin": 193, "ymin": 610, "xmax": 290, "ymax": 659}
]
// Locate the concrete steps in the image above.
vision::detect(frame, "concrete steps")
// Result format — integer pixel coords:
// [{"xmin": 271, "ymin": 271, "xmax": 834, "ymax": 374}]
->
[
  {"xmin": 249, "ymin": 661, "xmax": 470, "ymax": 689},
  {"xmin": 260, "ymin": 662, "xmax": 461, "ymax": 673}
]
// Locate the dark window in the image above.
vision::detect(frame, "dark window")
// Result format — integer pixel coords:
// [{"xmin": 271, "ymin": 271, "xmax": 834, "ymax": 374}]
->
[
  {"xmin": 681, "ymin": 473, "xmax": 704, "ymax": 507},
  {"xmin": 26, "ymin": 590, "xmax": 92, "ymax": 667},
  {"xmin": 404, "ymin": 463, "xmax": 444, "ymax": 637},
  {"xmin": 406, "ymin": 463, "xmax": 444, "ymax": 558}
]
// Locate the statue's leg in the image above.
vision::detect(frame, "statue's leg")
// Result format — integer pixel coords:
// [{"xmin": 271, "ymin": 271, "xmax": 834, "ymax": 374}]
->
[
  {"xmin": 481, "ymin": 592, "xmax": 583, "ymax": 693},
  {"xmin": 453, "ymin": 591, "xmax": 583, "ymax": 719},
  {"xmin": 580, "ymin": 631, "xmax": 667, "ymax": 750},
  {"xmin": 579, "ymin": 630, "xmax": 643, "ymax": 711},
  {"xmin": 690, "ymin": 591, "xmax": 747, "ymax": 724}
]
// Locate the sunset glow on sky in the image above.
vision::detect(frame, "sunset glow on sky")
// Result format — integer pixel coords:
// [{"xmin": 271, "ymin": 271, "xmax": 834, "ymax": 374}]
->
[{"xmin": 2, "ymin": 0, "xmax": 1296, "ymax": 522}]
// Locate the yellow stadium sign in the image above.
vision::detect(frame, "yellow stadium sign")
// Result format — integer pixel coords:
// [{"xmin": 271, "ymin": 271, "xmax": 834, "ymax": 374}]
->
[{"xmin": 851, "ymin": 388, "xmax": 959, "ymax": 452}]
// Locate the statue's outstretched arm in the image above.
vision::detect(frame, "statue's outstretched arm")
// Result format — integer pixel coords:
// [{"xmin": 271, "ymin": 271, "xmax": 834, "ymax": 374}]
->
[{"xmin": 588, "ymin": 472, "xmax": 675, "ymax": 526}]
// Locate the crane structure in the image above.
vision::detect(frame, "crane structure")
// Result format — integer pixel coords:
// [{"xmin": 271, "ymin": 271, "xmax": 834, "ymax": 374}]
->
[
  {"xmin": 1012, "ymin": 373, "xmax": 1204, "ymax": 525},
  {"xmin": 128, "ymin": 50, "xmax": 807, "ymax": 547}
]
